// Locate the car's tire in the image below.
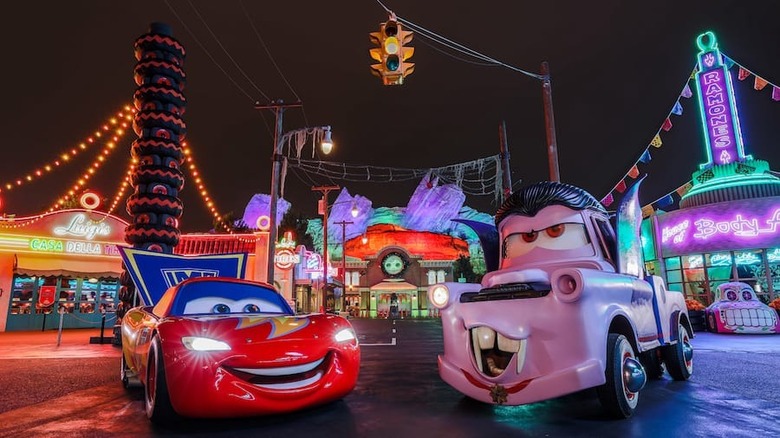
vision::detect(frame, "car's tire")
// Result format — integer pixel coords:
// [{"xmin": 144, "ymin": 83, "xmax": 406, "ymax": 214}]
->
[
  {"xmin": 597, "ymin": 334, "xmax": 642, "ymax": 419},
  {"xmin": 707, "ymin": 311, "xmax": 719, "ymax": 333},
  {"xmin": 121, "ymin": 353, "xmax": 140, "ymax": 389},
  {"xmin": 144, "ymin": 335, "xmax": 177, "ymax": 423},
  {"xmin": 639, "ymin": 349, "xmax": 664, "ymax": 380},
  {"xmin": 663, "ymin": 322, "xmax": 693, "ymax": 381}
]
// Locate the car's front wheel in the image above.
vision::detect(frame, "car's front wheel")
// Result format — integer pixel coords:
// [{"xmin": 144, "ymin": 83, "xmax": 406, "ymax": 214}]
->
[
  {"xmin": 663, "ymin": 322, "xmax": 693, "ymax": 381},
  {"xmin": 597, "ymin": 333, "xmax": 645, "ymax": 419},
  {"xmin": 144, "ymin": 335, "xmax": 176, "ymax": 423}
]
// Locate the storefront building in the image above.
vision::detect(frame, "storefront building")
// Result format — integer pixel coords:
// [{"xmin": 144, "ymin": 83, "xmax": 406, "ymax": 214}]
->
[
  {"xmin": 643, "ymin": 32, "xmax": 780, "ymax": 306},
  {"xmin": 0, "ymin": 209, "xmax": 128, "ymax": 332},
  {"xmin": 336, "ymin": 224, "xmax": 470, "ymax": 318}
]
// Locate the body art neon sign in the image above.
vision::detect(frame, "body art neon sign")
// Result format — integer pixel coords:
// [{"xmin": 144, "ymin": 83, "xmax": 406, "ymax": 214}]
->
[
  {"xmin": 694, "ymin": 31, "xmax": 747, "ymax": 168},
  {"xmin": 658, "ymin": 197, "xmax": 780, "ymax": 257}
]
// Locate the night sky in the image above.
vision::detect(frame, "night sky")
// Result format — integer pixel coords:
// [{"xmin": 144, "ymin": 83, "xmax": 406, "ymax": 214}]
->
[{"xmin": 1, "ymin": 1, "xmax": 779, "ymax": 232}]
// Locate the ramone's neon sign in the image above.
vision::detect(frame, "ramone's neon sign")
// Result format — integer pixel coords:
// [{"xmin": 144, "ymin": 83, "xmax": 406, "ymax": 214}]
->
[{"xmin": 694, "ymin": 31, "xmax": 748, "ymax": 168}]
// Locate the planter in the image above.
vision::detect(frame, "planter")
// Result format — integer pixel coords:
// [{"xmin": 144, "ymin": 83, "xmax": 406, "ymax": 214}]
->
[{"xmin": 688, "ymin": 310, "xmax": 707, "ymax": 332}]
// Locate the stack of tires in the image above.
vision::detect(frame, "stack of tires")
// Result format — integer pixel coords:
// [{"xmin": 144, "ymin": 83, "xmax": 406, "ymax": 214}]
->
[{"xmin": 117, "ymin": 23, "xmax": 187, "ymax": 322}]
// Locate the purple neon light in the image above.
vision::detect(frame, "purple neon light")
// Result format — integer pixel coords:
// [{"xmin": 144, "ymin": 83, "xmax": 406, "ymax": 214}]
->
[
  {"xmin": 657, "ymin": 197, "xmax": 780, "ymax": 257},
  {"xmin": 697, "ymin": 67, "xmax": 740, "ymax": 165}
]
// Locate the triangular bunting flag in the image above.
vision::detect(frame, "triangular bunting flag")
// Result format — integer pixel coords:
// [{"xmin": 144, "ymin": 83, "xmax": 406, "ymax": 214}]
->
[
  {"xmin": 755, "ymin": 76, "xmax": 769, "ymax": 91},
  {"xmin": 651, "ymin": 134, "xmax": 663, "ymax": 148},
  {"xmin": 658, "ymin": 194, "xmax": 674, "ymax": 207},
  {"xmin": 723, "ymin": 55, "xmax": 735, "ymax": 69},
  {"xmin": 639, "ymin": 149, "xmax": 652, "ymax": 163},
  {"xmin": 738, "ymin": 67, "xmax": 750, "ymax": 81},
  {"xmin": 602, "ymin": 193, "xmax": 614, "ymax": 207},
  {"xmin": 661, "ymin": 118, "xmax": 673, "ymax": 132},
  {"xmin": 641, "ymin": 204, "xmax": 655, "ymax": 218},
  {"xmin": 628, "ymin": 165, "xmax": 640, "ymax": 179},
  {"xmin": 616, "ymin": 180, "xmax": 627, "ymax": 193},
  {"xmin": 773, "ymin": 86, "xmax": 780, "ymax": 101},
  {"xmin": 671, "ymin": 101, "xmax": 683, "ymax": 116},
  {"xmin": 689, "ymin": 70, "xmax": 697, "ymax": 80},
  {"xmin": 681, "ymin": 83, "xmax": 693, "ymax": 98},
  {"xmin": 676, "ymin": 181, "xmax": 693, "ymax": 197}
]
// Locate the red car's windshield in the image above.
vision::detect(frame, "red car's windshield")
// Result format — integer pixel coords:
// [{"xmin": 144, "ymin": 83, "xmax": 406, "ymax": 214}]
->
[{"xmin": 170, "ymin": 280, "xmax": 293, "ymax": 316}]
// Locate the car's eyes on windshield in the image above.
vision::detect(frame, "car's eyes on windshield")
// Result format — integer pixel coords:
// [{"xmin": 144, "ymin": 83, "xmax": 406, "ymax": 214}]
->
[
  {"xmin": 243, "ymin": 303, "xmax": 260, "ymax": 313},
  {"xmin": 183, "ymin": 297, "xmax": 285, "ymax": 315},
  {"xmin": 212, "ymin": 303, "xmax": 231, "ymax": 314}
]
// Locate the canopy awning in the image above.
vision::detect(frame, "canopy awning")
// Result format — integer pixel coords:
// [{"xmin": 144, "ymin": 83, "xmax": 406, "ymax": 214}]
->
[
  {"xmin": 14, "ymin": 254, "xmax": 123, "ymax": 278},
  {"xmin": 370, "ymin": 280, "xmax": 417, "ymax": 291}
]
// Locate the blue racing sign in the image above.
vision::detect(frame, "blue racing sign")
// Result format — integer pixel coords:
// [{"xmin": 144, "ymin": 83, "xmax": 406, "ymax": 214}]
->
[{"xmin": 118, "ymin": 246, "xmax": 248, "ymax": 305}]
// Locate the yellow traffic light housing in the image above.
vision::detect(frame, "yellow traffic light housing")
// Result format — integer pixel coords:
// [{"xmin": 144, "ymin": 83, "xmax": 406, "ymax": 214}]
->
[{"xmin": 369, "ymin": 18, "xmax": 414, "ymax": 85}]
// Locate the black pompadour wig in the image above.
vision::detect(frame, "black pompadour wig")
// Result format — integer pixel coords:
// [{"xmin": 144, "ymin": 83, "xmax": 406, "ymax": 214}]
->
[{"xmin": 495, "ymin": 181, "xmax": 607, "ymax": 226}]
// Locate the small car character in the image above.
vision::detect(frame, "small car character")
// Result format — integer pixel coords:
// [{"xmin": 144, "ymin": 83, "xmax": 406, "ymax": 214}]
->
[{"xmin": 706, "ymin": 281, "xmax": 780, "ymax": 334}]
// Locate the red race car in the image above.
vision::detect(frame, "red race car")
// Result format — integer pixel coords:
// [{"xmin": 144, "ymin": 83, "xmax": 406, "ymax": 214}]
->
[{"xmin": 120, "ymin": 277, "xmax": 360, "ymax": 422}]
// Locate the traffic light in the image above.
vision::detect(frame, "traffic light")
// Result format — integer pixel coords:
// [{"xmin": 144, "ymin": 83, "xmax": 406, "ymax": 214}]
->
[{"xmin": 369, "ymin": 18, "xmax": 414, "ymax": 85}]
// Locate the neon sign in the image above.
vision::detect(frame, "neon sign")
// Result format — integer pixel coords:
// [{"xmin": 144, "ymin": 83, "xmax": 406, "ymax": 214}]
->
[
  {"xmin": 658, "ymin": 197, "xmax": 780, "ymax": 256},
  {"xmin": 29, "ymin": 238, "xmax": 118, "ymax": 256},
  {"xmin": 274, "ymin": 248, "xmax": 300, "ymax": 270},
  {"xmin": 694, "ymin": 31, "xmax": 747, "ymax": 168},
  {"xmin": 53, "ymin": 214, "xmax": 112, "ymax": 240}
]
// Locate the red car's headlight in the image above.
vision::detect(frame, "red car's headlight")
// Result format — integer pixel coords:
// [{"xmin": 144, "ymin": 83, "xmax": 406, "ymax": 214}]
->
[
  {"xmin": 182, "ymin": 336, "xmax": 231, "ymax": 351},
  {"xmin": 335, "ymin": 328, "xmax": 356, "ymax": 343}
]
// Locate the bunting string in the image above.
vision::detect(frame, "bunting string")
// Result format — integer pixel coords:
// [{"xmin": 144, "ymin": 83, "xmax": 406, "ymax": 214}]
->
[
  {"xmin": 599, "ymin": 64, "xmax": 697, "ymax": 207},
  {"xmin": 602, "ymin": 54, "xmax": 779, "ymax": 211}
]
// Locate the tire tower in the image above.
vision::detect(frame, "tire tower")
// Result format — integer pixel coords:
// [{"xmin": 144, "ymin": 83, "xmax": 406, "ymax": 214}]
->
[{"xmin": 117, "ymin": 23, "xmax": 186, "ymax": 317}]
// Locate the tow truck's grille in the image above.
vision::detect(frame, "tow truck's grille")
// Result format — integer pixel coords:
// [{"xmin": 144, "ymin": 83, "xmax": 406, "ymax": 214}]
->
[{"xmin": 460, "ymin": 282, "xmax": 551, "ymax": 303}]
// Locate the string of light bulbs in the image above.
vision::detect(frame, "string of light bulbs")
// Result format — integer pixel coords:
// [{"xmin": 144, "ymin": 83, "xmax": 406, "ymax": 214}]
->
[
  {"xmin": 0, "ymin": 105, "xmax": 135, "ymax": 194},
  {"xmin": 181, "ymin": 141, "xmax": 230, "ymax": 232},
  {"xmin": 105, "ymin": 159, "xmax": 136, "ymax": 217}
]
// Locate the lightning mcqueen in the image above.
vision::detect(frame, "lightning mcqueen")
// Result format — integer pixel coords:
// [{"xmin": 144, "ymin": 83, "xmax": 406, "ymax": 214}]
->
[{"xmin": 120, "ymin": 277, "xmax": 360, "ymax": 422}]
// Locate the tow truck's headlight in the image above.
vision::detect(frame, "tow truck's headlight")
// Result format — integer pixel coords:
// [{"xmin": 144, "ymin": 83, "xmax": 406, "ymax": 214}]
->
[
  {"xmin": 430, "ymin": 285, "xmax": 450, "ymax": 309},
  {"xmin": 182, "ymin": 336, "xmax": 231, "ymax": 351},
  {"xmin": 335, "ymin": 328, "xmax": 356, "ymax": 343}
]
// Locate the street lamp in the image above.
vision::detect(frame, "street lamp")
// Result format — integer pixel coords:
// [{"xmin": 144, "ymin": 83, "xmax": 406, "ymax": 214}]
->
[{"xmin": 264, "ymin": 125, "xmax": 333, "ymax": 286}]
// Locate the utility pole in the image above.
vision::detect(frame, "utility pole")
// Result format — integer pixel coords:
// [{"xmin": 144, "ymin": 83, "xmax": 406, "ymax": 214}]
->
[
  {"xmin": 312, "ymin": 185, "xmax": 340, "ymax": 312},
  {"xmin": 541, "ymin": 61, "xmax": 560, "ymax": 182},
  {"xmin": 334, "ymin": 219, "xmax": 353, "ymax": 311},
  {"xmin": 498, "ymin": 120, "xmax": 512, "ymax": 203},
  {"xmin": 254, "ymin": 99, "xmax": 302, "ymax": 285}
]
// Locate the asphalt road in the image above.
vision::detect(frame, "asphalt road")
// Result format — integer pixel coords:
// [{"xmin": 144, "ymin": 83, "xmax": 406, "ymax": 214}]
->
[{"xmin": 1, "ymin": 319, "xmax": 779, "ymax": 438}]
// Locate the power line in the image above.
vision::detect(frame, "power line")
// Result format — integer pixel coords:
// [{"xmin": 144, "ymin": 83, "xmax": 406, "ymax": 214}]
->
[
  {"xmin": 163, "ymin": 0, "xmax": 261, "ymax": 103},
  {"xmin": 186, "ymin": 0, "xmax": 271, "ymax": 101}
]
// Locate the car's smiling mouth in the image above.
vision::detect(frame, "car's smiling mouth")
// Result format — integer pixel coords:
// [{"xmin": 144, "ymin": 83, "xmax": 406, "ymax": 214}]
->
[
  {"xmin": 470, "ymin": 326, "xmax": 527, "ymax": 377},
  {"xmin": 225, "ymin": 352, "xmax": 332, "ymax": 390}
]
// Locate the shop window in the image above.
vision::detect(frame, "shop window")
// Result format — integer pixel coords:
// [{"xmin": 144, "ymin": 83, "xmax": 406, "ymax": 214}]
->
[
  {"xmin": 766, "ymin": 248, "xmax": 780, "ymax": 300},
  {"xmin": 706, "ymin": 251, "xmax": 734, "ymax": 282},
  {"xmin": 667, "ymin": 270, "xmax": 682, "ymax": 283},
  {"xmin": 350, "ymin": 271, "xmax": 359, "ymax": 287},
  {"xmin": 10, "ymin": 276, "xmax": 36, "ymax": 315},
  {"xmin": 667, "ymin": 282, "xmax": 683, "ymax": 293},
  {"xmin": 436, "ymin": 270, "xmax": 446, "ymax": 283},
  {"xmin": 665, "ymin": 257, "xmax": 681, "ymax": 271},
  {"xmin": 58, "ymin": 276, "xmax": 77, "ymax": 313},
  {"xmin": 80, "ymin": 279, "xmax": 98, "ymax": 313},
  {"xmin": 427, "ymin": 270, "xmax": 436, "ymax": 285},
  {"xmin": 99, "ymin": 278, "xmax": 119, "ymax": 312},
  {"xmin": 734, "ymin": 249, "xmax": 769, "ymax": 302}
]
